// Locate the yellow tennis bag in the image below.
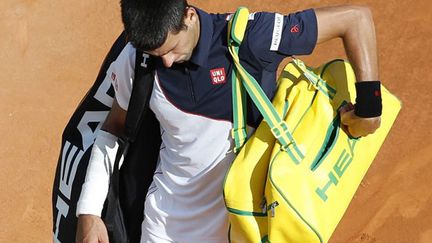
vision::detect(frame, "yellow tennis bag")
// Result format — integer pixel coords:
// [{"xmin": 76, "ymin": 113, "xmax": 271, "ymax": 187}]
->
[{"xmin": 223, "ymin": 7, "xmax": 402, "ymax": 243}]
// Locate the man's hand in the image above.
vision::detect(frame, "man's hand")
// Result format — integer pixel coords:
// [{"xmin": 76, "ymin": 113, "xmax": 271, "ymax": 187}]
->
[
  {"xmin": 339, "ymin": 103, "xmax": 381, "ymax": 138},
  {"xmin": 76, "ymin": 215, "xmax": 109, "ymax": 243}
]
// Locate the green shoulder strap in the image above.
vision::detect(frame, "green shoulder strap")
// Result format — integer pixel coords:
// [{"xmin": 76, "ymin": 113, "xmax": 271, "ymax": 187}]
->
[
  {"xmin": 228, "ymin": 7, "xmax": 304, "ymax": 163},
  {"xmin": 228, "ymin": 7, "xmax": 249, "ymax": 153}
]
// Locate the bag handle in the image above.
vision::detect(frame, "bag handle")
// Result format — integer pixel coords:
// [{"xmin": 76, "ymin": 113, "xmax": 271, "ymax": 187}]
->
[
  {"xmin": 228, "ymin": 7, "xmax": 304, "ymax": 163},
  {"xmin": 109, "ymin": 50, "xmax": 154, "ymax": 209},
  {"xmin": 290, "ymin": 58, "xmax": 336, "ymax": 99},
  {"xmin": 102, "ymin": 49, "xmax": 154, "ymax": 243},
  {"xmin": 123, "ymin": 52, "xmax": 154, "ymax": 143}
]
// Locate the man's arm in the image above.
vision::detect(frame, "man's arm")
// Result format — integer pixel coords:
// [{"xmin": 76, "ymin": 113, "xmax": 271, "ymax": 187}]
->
[
  {"xmin": 101, "ymin": 98, "xmax": 127, "ymax": 137},
  {"xmin": 315, "ymin": 5, "xmax": 381, "ymax": 137},
  {"xmin": 76, "ymin": 99, "xmax": 126, "ymax": 243}
]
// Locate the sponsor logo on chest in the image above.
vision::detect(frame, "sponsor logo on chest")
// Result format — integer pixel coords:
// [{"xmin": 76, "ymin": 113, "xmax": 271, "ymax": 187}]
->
[{"xmin": 210, "ymin": 67, "xmax": 227, "ymax": 85}]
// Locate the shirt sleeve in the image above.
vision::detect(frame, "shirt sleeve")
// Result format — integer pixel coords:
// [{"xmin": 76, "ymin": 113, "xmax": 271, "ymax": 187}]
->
[
  {"xmin": 105, "ymin": 42, "xmax": 136, "ymax": 111},
  {"xmin": 242, "ymin": 9, "xmax": 318, "ymax": 69}
]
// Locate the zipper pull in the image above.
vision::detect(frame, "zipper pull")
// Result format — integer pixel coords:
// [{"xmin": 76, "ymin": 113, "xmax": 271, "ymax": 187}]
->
[
  {"xmin": 267, "ymin": 201, "xmax": 279, "ymax": 217},
  {"xmin": 183, "ymin": 64, "xmax": 197, "ymax": 103}
]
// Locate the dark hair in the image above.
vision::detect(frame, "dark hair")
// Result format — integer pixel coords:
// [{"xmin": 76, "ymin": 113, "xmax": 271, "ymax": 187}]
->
[{"xmin": 121, "ymin": 0, "xmax": 188, "ymax": 51}]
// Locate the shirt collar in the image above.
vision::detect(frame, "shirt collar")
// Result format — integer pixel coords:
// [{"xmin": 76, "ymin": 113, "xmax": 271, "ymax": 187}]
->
[{"xmin": 189, "ymin": 8, "xmax": 213, "ymax": 67}]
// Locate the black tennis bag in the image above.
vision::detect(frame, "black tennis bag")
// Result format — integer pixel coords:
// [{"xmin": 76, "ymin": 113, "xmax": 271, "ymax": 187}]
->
[{"xmin": 52, "ymin": 32, "xmax": 161, "ymax": 243}]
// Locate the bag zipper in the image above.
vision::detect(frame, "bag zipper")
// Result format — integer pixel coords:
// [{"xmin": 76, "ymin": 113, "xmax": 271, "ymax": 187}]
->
[{"xmin": 267, "ymin": 201, "xmax": 279, "ymax": 217}]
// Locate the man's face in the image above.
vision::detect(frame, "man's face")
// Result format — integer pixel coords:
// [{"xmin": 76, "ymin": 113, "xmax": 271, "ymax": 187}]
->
[{"xmin": 146, "ymin": 7, "xmax": 199, "ymax": 68}]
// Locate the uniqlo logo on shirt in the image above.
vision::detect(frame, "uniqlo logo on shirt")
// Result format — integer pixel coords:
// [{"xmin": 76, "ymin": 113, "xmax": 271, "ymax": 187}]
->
[{"xmin": 210, "ymin": 68, "xmax": 226, "ymax": 85}]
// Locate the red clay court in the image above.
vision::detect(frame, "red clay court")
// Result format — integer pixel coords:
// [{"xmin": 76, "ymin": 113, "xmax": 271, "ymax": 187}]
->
[{"xmin": 1, "ymin": 0, "xmax": 431, "ymax": 242}]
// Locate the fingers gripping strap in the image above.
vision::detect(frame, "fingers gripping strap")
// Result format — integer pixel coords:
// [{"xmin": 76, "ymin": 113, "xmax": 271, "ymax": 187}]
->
[{"xmin": 229, "ymin": 7, "xmax": 303, "ymax": 162}]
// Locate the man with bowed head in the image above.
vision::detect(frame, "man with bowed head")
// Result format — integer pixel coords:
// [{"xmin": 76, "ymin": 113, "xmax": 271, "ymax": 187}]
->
[{"xmin": 76, "ymin": 0, "xmax": 382, "ymax": 242}]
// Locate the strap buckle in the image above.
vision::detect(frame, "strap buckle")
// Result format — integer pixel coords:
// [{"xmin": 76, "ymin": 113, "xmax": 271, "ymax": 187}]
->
[
  {"xmin": 231, "ymin": 127, "xmax": 246, "ymax": 139},
  {"xmin": 270, "ymin": 121, "xmax": 290, "ymax": 140}
]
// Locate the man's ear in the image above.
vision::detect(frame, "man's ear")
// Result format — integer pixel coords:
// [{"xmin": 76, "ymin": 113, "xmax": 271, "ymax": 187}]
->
[{"xmin": 184, "ymin": 7, "xmax": 198, "ymax": 27}]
